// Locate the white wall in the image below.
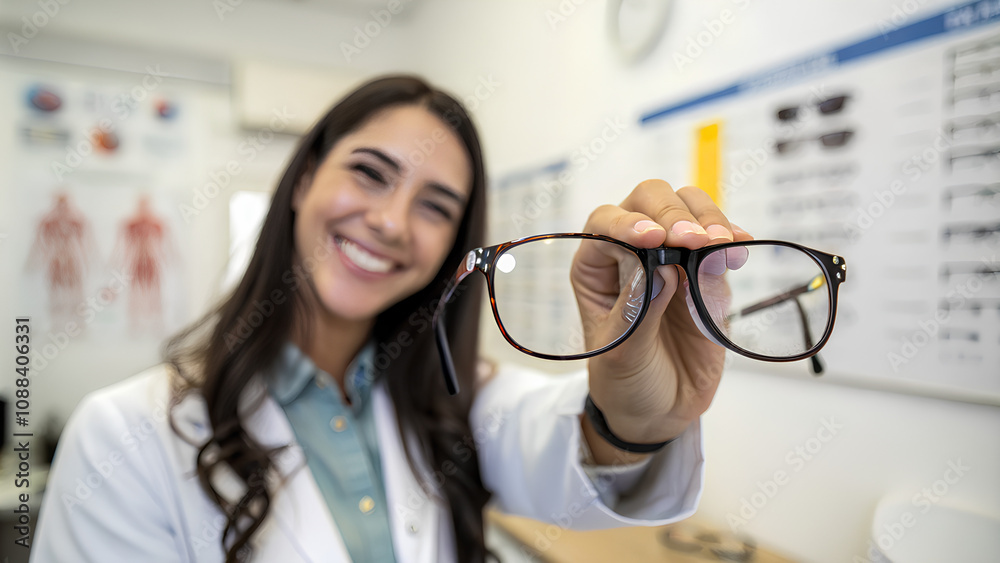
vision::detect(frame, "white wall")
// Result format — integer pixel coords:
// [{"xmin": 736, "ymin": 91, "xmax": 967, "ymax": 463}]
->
[{"xmin": 1, "ymin": 1, "xmax": 997, "ymax": 561}]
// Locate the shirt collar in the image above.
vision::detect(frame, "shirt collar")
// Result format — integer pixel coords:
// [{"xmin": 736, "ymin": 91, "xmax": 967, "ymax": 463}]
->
[{"xmin": 268, "ymin": 340, "xmax": 377, "ymax": 409}]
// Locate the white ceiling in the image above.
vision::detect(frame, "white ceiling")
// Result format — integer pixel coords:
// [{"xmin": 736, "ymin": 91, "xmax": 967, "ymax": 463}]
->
[{"xmin": 0, "ymin": 0, "xmax": 425, "ymax": 73}]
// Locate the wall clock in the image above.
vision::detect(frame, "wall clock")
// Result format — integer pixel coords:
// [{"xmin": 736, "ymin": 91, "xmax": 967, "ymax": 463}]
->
[{"xmin": 607, "ymin": 0, "xmax": 675, "ymax": 64}]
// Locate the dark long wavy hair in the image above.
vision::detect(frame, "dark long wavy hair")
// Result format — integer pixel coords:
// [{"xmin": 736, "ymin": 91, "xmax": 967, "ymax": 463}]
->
[{"xmin": 165, "ymin": 75, "xmax": 491, "ymax": 562}]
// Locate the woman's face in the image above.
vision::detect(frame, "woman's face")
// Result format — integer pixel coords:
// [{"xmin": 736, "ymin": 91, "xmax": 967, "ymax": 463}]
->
[{"xmin": 292, "ymin": 104, "xmax": 473, "ymax": 323}]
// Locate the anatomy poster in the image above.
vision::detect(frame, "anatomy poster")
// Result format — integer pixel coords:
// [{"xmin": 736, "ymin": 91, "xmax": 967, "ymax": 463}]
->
[
  {"xmin": 19, "ymin": 182, "xmax": 186, "ymax": 340},
  {"xmin": 109, "ymin": 195, "xmax": 179, "ymax": 334},
  {"xmin": 4, "ymin": 58, "xmax": 195, "ymax": 343},
  {"xmin": 24, "ymin": 193, "xmax": 99, "ymax": 329}
]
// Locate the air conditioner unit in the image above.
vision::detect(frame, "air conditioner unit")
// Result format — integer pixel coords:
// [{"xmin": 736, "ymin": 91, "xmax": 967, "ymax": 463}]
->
[{"xmin": 233, "ymin": 60, "xmax": 366, "ymax": 135}]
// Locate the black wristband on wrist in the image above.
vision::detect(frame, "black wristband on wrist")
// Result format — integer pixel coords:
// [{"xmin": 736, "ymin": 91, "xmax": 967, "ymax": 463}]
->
[{"xmin": 584, "ymin": 394, "xmax": 677, "ymax": 454}]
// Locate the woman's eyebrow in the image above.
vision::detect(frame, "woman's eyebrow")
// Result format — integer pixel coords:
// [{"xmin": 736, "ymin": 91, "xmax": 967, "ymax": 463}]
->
[
  {"xmin": 426, "ymin": 182, "xmax": 468, "ymax": 206},
  {"xmin": 353, "ymin": 146, "xmax": 467, "ymax": 205},
  {"xmin": 352, "ymin": 147, "xmax": 401, "ymax": 172}
]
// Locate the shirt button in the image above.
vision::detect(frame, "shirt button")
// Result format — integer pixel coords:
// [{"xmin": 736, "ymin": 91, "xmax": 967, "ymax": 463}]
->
[
  {"xmin": 359, "ymin": 496, "xmax": 375, "ymax": 514},
  {"xmin": 331, "ymin": 416, "xmax": 347, "ymax": 432},
  {"xmin": 408, "ymin": 522, "xmax": 419, "ymax": 534}
]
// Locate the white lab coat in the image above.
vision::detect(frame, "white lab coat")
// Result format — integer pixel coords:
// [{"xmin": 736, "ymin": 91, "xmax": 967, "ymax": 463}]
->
[{"xmin": 29, "ymin": 362, "xmax": 704, "ymax": 562}]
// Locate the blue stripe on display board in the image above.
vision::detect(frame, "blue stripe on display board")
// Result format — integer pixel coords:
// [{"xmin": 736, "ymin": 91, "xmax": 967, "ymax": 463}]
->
[
  {"xmin": 495, "ymin": 159, "xmax": 568, "ymax": 190},
  {"xmin": 640, "ymin": 0, "xmax": 1000, "ymax": 125}
]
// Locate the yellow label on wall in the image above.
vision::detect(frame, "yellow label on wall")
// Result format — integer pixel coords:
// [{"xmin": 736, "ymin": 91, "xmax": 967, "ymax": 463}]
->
[{"xmin": 693, "ymin": 122, "xmax": 722, "ymax": 208}]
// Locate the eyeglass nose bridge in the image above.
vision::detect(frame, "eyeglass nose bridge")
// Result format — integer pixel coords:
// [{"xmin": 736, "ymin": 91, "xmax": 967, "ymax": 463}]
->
[{"xmin": 652, "ymin": 246, "xmax": 687, "ymax": 267}]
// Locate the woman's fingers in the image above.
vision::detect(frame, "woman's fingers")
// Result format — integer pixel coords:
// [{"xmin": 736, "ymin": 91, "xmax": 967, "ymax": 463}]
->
[
  {"xmin": 585, "ymin": 181, "xmax": 753, "ymax": 250},
  {"xmin": 675, "ymin": 185, "xmax": 733, "ymax": 244},
  {"xmin": 615, "ymin": 180, "xmax": 760, "ymax": 249},
  {"xmin": 731, "ymin": 223, "xmax": 754, "ymax": 242},
  {"xmin": 618, "ymin": 180, "xmax": 711, "ymax": 248},
  {"xmin": 582, "ymin": 205, "xmax": 666, "ymax": 249}
]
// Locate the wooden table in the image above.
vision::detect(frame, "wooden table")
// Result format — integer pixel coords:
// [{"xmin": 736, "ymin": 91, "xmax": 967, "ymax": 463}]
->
[{"xmin": 488, "ymin": 510, "xmax": 799, "ymax": 562}]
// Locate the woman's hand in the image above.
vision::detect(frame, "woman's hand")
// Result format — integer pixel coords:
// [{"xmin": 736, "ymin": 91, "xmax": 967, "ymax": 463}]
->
[{"xmin": 576, "ymin": 180, "xmax": 752, "ymax": 464}]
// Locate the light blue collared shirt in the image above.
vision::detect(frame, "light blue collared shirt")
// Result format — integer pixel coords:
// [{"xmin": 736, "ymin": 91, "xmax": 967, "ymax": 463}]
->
[{"xmin": 267, "ymin": 340, "xmax": 396, "ymax": 563}]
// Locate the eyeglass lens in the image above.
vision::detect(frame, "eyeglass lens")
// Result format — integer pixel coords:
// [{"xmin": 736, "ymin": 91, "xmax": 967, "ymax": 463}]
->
[
  {"xmin": 491, "ymin": 237, "xmax": 645, "ymax": 357},
  {"xmin": 488, "ymin": 237, "xmax": 832, "ymax": 360},
  {"xmin": 698, "ymin": 244, "xmax": 831, "ymax": 358}
]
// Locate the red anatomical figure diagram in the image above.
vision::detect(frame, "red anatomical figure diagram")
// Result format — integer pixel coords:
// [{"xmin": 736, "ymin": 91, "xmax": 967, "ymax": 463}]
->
[
  {"xmin": 27, "ymin": 193, "xmax": 97, "ymax": 326},
  {"xmin": 111, "ymin": 196, "xmax": 175, "ymax": 332}
]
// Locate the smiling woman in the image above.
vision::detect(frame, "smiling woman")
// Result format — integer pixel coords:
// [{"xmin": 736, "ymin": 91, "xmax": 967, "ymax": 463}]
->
[
  {"xmin": 291, "ymin": 105, "xmax": 472, "ymax": 323},
  {"xmin": 167, "ymin": 76, "xmax": 493, "ymax": 563},
  {"xmin": 30, "ymin": 75, "xmax": 745, "ymax": 563}
]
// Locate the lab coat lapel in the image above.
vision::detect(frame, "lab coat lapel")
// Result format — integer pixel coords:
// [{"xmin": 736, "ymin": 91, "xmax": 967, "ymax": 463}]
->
[
  {"xmin": 244, "ymin": 388, "xmax": 352, "ymax": 561},
  {"xmin": 372, "ymin": 383, "xmax": 456, "ymax": 563},
  {"xmin": 171, "ymin": 376, "xmax": 452, "ymax": 562}
]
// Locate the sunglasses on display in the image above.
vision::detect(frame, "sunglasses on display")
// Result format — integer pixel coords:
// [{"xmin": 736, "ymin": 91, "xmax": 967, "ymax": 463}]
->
[
  {"xmin": 947, "ymin": 146, "xmax": 1000, "ymax": 170},
  {"xmin": 941, "ymin": 183, "xmax": 1000, "ymax": 208},
  {"xmin": 775, "ymin": 94, "xmax": 851, "ymax": 122},
  {"xmin": 939, "ymin": 328, "xmax": 980, "ymax": 343},
  {"xmin": 953, "ymin": 61, "xmax": 1000, "ymax": 84},
  {"xmin": 775, "ymin": 130, "xmax": 854, "ymax": 155},
  {"xmin": 941, "ymin": 222, "xmax": 1000, "ymax": 242},
  {"xmin": 938, "ymin": 262, "xmax": 1000, "ymax": 280},
  {"xmin": 433, "ymin": 233, "xmax": 848, "ymax": 395},
  {"xmin": 769, "ymin": 192, "xmax": 859, "ymax": 216},
  {"xmin": 952, "ymin": 38, "xmax": 1000, "ymax": 61},
  {"xmin": 948, "ymin": 112, "xmax": 1000, "ymax": 139},
  {"xmin": 772, "ymin": 164, "xmax": 859, "ymax": 188},
  {"xmin": 952, "ymin": 83, "xmax": 1000, "ymax": 104},
  {"xmin": 938, "ymin": 298, "xmax": 1000, "ymax": 315}
]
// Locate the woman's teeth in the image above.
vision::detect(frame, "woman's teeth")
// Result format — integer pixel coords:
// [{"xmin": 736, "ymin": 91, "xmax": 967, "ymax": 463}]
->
[{"xmin": 338, "ymin": 237, "xmax": 393, "ymax": 274}]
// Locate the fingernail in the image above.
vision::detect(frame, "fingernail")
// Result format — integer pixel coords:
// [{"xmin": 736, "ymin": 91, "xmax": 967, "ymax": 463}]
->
[
  {"xmin": 706, "ymin": 224, "xmax": 733, "ymax": 241},
  {"xmin": 731, "ymin": 223, "xmax": 749, "ymax": 236},
  {"xmin": 726, "ymin": 246, "xmax": 749, "ymax": 270},
  {"xmin": 671, "ymin": 220, "xmax": 707, "ymax": 236},
  {"xmin": 633, "ymin": 220, "xmax": 664, "ymax": 234},
  {"xmin": 651, "ymin": 268, "xmax": 665, "ymax": 300}
]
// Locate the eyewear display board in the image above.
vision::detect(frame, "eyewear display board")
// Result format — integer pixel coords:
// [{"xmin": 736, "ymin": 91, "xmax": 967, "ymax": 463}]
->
[
  {"xmin": 639, "ymin": 0, "xmax": 1000, "ymax": 404},
  {"xmin": 490, "ymin": 0, "xmax": 1000, "ymax": 403}
]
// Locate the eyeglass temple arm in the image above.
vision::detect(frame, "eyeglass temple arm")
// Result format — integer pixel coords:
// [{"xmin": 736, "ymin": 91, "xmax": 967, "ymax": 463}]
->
[
  {"xmin": 435, "ymin": 318, "xmax": 459, "ymax": 395},
  {"xmin": 433, "ymin": 254, "xmax": 480, "ymax": 396},
  {"xmin": 738, "ymin": 276, "xmax": 819, "ymax": 316},
  {"xmin": 736, "ymin": 275, "xmax": 825, "ymax": 374},
  {"xmin": 791, "ymin": 296, "xmax": 824, "ymax": 375}
]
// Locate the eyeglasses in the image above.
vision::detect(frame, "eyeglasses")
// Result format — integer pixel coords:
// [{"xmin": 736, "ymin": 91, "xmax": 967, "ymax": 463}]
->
[
  {"xmin": 773, "ymin": 163, "xmax": 858, "ymax": 188},
  {"xmin": 659, "ymin": 522, "xmax": 756, "ymax": 561},
  {"xmin": 775, "ymin": 130, "xmax": 854, "ymax": 155},
  {"xmin": 769, "ymin": 192, "xmax": 859, "ymax": 217},
  {"xmin": 939, "ymin": 262, "xmax": 1000, "ymax": 280},
  {"xmin": 938, "ymin": 298, "xmax": 1000, "ymax": 315},
  {"xmin": 947, "ymin": 146, "xmax": 1000, "ymax": 170},
  {"xmin": 939, "ymin": 328, "xmax": 980, "ymax": 343},
  {"xmin": 941, "ymin": 222, "xmax": 1000, "ymax": 243},
  {"xmin": 775, "ymin": 95, "xmax": 851, "ymax": 122},
  {"xmin": 952, "ymin": 82, "xmax": 1000, "ymax": 104},
  {"xmin": 942, "ymin": 183, "xmax": 1000, "ymax": 209},
  {"xmin": 952, "ymin": 38, "xmax": 1000, "ymax": 62},
  {"xmin": 433, "ymin": 233, "xmax": 848, "ymax": 395},
  {"xmin": 953, "ymin": 61, "xmax": 1000, "ymax": 84},
  {"xmin": 948, "ymin": 112, "xmax": 1000, "ymax": 140}
]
